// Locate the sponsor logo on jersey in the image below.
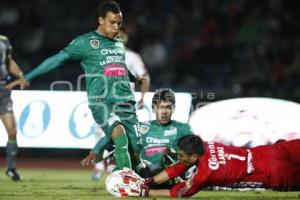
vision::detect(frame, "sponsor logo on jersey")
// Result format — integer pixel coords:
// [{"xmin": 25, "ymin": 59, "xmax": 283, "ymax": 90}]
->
[
  {"xmin": 144, "ymin": 146, "xmax": 169, "ymax": 156},
  {"xmin": 100, "ymin": 55, "xmax": 124, "ymax": 65},
  {"xmin": 90, "ymin": 39, "xmax": 100, "ymax": 49},
  {"xmin": 138, "ymin": 124, "xmax": 150, "ymax": 135},
  {"xmin": 146, "ymin": 137, "xmax": 170, "ymax": 144},
  {"xmin": 101, "ymin": 48, "xmax": 123, "ymax": 55},
  {"xmin": 164, "ymin": 127, "xmax": 177, "ymax": 136},
  {"xmin": 104, "ymin": 65, "xmax": 126, "ymax": 76},
  {"xmin": 207, "ymin": 142, "xmax": 226, "ymax": 170}
]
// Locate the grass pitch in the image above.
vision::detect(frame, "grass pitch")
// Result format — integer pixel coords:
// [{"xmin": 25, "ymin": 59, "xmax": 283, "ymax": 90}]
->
[{"xmin": 0, "ymin": 168, "xmax": 299, "ymax": 200}]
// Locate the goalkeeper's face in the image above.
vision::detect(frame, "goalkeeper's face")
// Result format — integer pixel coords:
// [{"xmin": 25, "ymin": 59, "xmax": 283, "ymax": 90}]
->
[
  {"xmin": 98, "ymin": 11, "xmax": 123, "ymax": 39},
  {"xmin": 177, "ymin": 149, "xmax": 199, "ymax": 166}
]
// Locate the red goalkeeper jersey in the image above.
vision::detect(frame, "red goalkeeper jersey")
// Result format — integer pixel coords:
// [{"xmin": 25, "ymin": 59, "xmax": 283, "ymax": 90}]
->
[{"xmin": 166, "ymin": 139, "xmax": 300, "ymax": 197}]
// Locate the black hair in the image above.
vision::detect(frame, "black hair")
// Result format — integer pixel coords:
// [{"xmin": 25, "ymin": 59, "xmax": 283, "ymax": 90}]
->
[
  {"xmin": 152, "ymin": 88, "xmax": 175, "ymax": 108},
  {"xmin": 177, "ymin": 135, "xmax": 205, "ymax": 156},
  {"xmin": 98, "ymin": 1, "xmax": 121, "ymax": 18}
]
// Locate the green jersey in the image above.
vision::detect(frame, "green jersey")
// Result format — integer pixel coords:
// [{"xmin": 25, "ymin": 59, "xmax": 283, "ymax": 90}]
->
[
  {"xmin": 139, "ymin": 120, "xmax": 194, "ymax": 172},
  {"xmin": 24, "ymin": 30, "xmax": 134, "ymax": 104},
  {"xmin": 63, "ymin": 31, "xmax": 134, "ymax": 103},
  {"xmin": 23, "ymin": 30, "xmax": 139, "ymax": 146}
]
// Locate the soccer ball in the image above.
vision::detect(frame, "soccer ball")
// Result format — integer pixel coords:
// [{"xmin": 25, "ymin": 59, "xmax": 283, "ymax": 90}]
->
[
  {"xmin": 105, "ymin": 168, "xmax": 145, "ymax": 197},
  {"xmin": 105, "ymin": 170, "xmax": 124, "ymax": 197}
]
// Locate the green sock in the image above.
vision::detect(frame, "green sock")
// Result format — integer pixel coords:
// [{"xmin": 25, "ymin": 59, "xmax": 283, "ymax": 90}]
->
[
  {"xmin": 6, "ymin": 139, "xmax": 18, "ymax": 169},
  {"xmin": 113, "ymin": 133, "xmax": 132, "ymax": 170}
]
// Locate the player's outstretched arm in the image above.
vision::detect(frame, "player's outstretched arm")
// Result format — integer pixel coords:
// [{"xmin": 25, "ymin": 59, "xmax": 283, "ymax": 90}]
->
[
  {"xmin": 8, "ymin": 58, "xmax": 24, "ymax": 79},
  {"xmin": 81, "ymin": 152, "xmax": 97, "ymax": 166},
  {"xmin": 6, "ymin": 51, "xmax": 70, "ymax": 90},
  {"xmin": 147, "ymin": 189, "xmax": 171, "ymax": 197},
  {"xmin": 81, "ymin": 136, "xmax": 110, "ymax": 166}
]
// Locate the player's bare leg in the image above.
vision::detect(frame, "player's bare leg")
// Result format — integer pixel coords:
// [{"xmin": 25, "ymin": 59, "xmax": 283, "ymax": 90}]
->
[{"xmin": 0, "ymin": 112, "xmax": 22, "ymax": 181}]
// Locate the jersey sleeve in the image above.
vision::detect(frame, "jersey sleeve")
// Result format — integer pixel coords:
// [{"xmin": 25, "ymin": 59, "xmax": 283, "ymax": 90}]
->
[
  {"xmin": 170, "ymin": 179, "xmax": 202, "ymax": 197},
  {"xmin": 179, "ymin": 123, "xmax": 195, "ymax": 137},
  {"xmin": 24, "ymin": 50, "xmax": 70, "ymax": 81},
  {"xmin": 91, "ymin": 136, "xmax": 108, "ymax": 155},
  {"xmin": 165, "ymin": 162, "xmax": 188, "ymax": 179},
  {"xmin": 169, "ymin": 163, "xmax": 207, "ymax": 197},
  {"xmin": 62, "ymin": 36, "xmax": 86, "ymax": 60}
]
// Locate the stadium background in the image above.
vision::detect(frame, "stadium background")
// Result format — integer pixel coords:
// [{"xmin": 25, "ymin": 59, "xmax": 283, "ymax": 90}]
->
[{"xmin": 1, "ymin": 0, "xmax": 300, "ymax": 166}]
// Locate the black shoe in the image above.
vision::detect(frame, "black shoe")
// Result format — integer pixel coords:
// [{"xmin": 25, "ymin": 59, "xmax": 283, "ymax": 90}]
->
[{"xmin": 6, "ymin": 168, "xmax": 22, "ymax": 181}]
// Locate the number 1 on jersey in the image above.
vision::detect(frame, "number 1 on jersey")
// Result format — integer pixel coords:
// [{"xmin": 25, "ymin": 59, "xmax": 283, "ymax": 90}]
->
[{"xmin": 225, "ymin": 153, "xmax": 246, "ymax": 161}]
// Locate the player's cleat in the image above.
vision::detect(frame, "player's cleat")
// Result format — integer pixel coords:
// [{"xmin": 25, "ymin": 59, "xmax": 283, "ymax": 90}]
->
[{"xmin": 6, "ymin": 168, "xmax": 22, "ymax": 181}]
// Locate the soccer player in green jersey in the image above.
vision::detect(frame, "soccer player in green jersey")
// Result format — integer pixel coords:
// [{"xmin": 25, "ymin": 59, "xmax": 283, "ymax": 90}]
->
[
  {"xmin": 138, "ymin": 88, "xmax": 195, "ymax": 178},
  {"xmin": 6, "ymin": 1, "xmax": 140, "ymax": 170},
  {"xmin": 88, "ymin": 88, "xmax": 195, "ymax": 180}
]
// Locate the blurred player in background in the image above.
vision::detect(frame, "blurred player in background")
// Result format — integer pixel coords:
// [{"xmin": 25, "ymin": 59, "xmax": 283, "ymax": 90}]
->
[
  {"xmin": 91, "ymin": 28, "xmax": 150, "ymax": 180},
  {"xmin": 0, "ymin": 35, "xmax": 23, "ymax": 181},
  {"xmin": 138, "ymin": 135, "xmax": 300, "ymax": 197},
  {"xmin": 119, "ymin": 28, "xmax": 150, "ymax": 109},
  {"xmin": 6, "ymin": 1, "xmax": 142, "ymax": 171}
]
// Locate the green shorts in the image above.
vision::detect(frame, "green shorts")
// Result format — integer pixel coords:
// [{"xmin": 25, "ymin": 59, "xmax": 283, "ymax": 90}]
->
[{"xmin": 89, "ymin": 101, "xmax": 141, "ymax": 153}]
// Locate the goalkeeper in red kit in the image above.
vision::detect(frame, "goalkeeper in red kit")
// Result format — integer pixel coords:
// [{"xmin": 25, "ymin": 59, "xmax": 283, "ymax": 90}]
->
[{"xmin": 137, "ymin": 135, "xmax": 300, "ymax": 197}]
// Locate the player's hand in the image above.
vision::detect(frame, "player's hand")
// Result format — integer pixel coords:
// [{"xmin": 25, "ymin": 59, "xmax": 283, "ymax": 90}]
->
[
  {"xmin": 139, "ymin": 183, "xmax": 150, "ymax": 197},
  {"xmin": 80, "ymin": 152, "xmax": 97, "ymax": 166},
  {"xmin": 144, "ymin": 177, "xmax": 155, "ymax": 186},
  {"xmin": 5, "ymin": 78, "xmax": 29, "ymax": 90},
  {"xmin": 135, "ymin": 76, "xmax": 146, "ymax": 85},
  {"xmin": 139, "ymin": 177, "xmax": 154, "ymax": 196}
]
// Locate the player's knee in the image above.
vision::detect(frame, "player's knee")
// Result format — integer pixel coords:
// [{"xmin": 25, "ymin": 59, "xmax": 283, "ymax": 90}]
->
[
  {"xmin": 112, "ymin": 124, "xmax": 125, "ymax": 139},
  {"xmin": 7, "ymin": 128, "xmax": 17, "ymax": 140}
]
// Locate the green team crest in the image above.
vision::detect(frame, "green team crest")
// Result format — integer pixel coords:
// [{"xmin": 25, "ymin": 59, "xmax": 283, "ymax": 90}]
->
[
  {"xmin": 90, "ymin": 39, "xmax": 100, "ymax": 49},
  {"xmin": 138, "ymin": 124, "xmax": 150, "ymax": 135}
]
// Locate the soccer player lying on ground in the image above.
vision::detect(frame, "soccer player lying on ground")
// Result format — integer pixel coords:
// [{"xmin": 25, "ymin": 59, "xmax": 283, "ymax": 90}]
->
[
  {"xmin": 6, "ymin": 1, "xmax": 143, "ymax": 170},
  {"xmin": 136, "ymin": 135, "xmax": 300, "ymax": 197}
]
